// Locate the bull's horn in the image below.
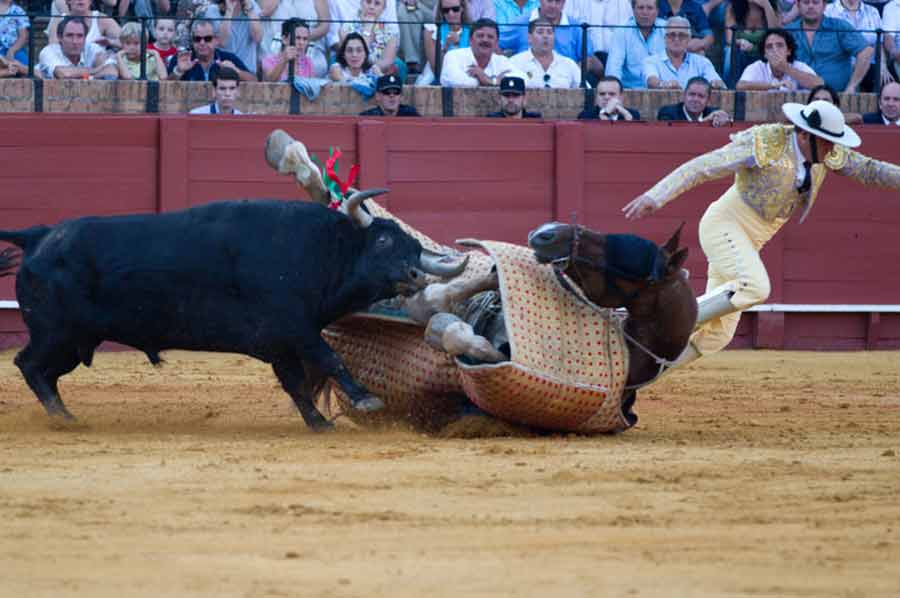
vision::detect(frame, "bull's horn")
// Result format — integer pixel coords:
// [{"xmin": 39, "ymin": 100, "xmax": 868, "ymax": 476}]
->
[
  {"xmin": 420, "ymin": 247, "xmax": 469, "ymax": 278},
  {"xmin": 342, "ymin": 188, "xmax": 387, "ymax": 228}
]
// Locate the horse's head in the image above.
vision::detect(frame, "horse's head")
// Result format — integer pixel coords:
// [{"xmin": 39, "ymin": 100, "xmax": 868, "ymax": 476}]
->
[{"xmin": 528, "ymin": 221, "xmax": 692, "ymax": 311}]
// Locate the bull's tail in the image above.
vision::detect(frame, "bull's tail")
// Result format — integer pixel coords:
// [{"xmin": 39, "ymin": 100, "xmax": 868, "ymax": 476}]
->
[
  {"xmin": 0, "ymin": 247, "xmax": 19, "ymax": 278},
  {"xmin": 0, "ymin": 225, "xmax": 51, "ymax": 252}
]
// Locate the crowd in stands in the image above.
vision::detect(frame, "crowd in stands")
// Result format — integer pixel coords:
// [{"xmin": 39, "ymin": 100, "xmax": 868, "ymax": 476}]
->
[{"xmin": 0, "ymin": 0, "xmax": 898, "ymax": 122}]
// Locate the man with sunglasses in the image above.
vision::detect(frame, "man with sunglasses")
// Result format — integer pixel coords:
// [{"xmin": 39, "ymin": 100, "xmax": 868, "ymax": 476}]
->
[
  {"xmin": 642, "ymin": 16, "xmax": 723, "ymax": 89},
  {"xmin": 486, "ymin": 75, "xmax": 542, "ymax": 118},
  {"xmin": 509, "ymin": 18, "xmax": 581, "ymax": 88},
  {"xmin": 359, "ymin": 74, "xmax": 421, "ymax": 116},
  {"xmin": 168, "ymin": 19, "xmax": 255, "ymax": 82}
]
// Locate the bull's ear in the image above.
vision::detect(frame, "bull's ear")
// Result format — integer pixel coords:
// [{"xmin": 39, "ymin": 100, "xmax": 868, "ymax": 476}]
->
[
  {"xmin": 667, "ymin": 247, "xmax": 689, "ymax": 274},
  {"xmin": 662, "ymin": 222, "xmax": 685, "ymax": 254}
]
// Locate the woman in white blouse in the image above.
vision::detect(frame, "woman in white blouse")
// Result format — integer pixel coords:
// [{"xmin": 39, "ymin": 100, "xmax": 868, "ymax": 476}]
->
[{"xmin": 737, "ymin": 27, "xmax": 823, "ymax": 91}]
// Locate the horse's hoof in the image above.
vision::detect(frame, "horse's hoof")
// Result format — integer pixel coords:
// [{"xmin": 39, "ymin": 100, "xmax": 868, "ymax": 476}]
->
[{"xmin": 352, "ymin": 396, "xmax": 385, "ymax": 413}]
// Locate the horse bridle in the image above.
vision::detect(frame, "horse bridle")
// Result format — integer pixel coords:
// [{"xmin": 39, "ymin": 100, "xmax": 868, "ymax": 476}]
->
[{"xmin": 552, "ymin": 225, "xmax": 660, "ymax": 305}]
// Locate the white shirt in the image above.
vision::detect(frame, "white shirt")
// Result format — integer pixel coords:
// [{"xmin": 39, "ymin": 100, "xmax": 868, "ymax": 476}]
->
[
  {"xmin": 884, "ymin": 0, "xmax": 900, "ymax": 64},
  {"xmin": 739, "ymin": 59, "xmax": 818, "ymax": 92},
  {"xmin": 565, "ymin": 0, "xmax": 634, "ymax": 54},
  {"xmin": 439, "ymin": 47, "xmax": 521, "ymax": 87},
  {"xmin": 38, "ymin": 42, "xmax": 113, "ymax": 79},
  {"xmin": 509, "ymin": 50, "xmax": 581, "ymax": 88},
  {"xmin": 190, "ymin": 103, "xmax": 244, "ymax": 115},
  {"xmin": 327, "ymin": 0, "xmax": 400, "ymax": 48},
  {"xmin": 883, "ymin": 114, "xmax": 900, "ymax": 126},
  {"xmin": 791, "ymin": 131, "xmax": 808, "ymax": 189}
]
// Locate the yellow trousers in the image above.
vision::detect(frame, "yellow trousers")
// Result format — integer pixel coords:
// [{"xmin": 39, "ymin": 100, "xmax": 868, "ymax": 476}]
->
[{"xmin": 691, "ymin": 187, "xmax": 783, "ymax": 355}]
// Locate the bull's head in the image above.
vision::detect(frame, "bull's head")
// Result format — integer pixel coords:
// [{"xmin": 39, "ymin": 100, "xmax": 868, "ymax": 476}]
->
[{"xmin": 342, "ymin": 188, "xmax": 469, "ymax": 298}]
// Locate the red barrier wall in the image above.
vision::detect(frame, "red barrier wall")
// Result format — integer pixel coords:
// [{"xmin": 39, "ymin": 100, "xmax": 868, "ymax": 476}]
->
[{"xmin": 2, "ymin": 114, "xmax": 899, "ymax": 351}]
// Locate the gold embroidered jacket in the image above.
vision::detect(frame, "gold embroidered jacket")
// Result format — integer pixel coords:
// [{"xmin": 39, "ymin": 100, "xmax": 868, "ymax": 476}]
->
[{"xmin": 644, "ymin": 124, "xmax": 900, "ymax": 223}]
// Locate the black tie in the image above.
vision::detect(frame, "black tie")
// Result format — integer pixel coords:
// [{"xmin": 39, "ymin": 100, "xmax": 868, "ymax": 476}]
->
[{"xmin": 798, "ymin": 161, "xmax": 812, "ymax": 194}]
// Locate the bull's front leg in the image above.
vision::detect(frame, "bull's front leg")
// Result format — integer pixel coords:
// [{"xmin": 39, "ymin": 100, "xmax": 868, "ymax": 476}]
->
[{"xmin": 303, "ymin": 337, "xmax": 385, "ymax": 413}]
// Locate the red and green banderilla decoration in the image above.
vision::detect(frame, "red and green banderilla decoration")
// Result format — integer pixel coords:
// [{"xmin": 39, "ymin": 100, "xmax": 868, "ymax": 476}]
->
[{"xmin": 311, "ymin": 147, "xmax": 360, "ymax": 210}]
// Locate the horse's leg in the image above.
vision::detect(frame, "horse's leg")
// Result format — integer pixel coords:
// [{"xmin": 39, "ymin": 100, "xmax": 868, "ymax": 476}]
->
[
  {"xmin": 404, "ymin": 269, "xmax": 499, "ymax": 323},
  {"xmin": 425, "ymin": 313, "xmax": 505, "ymax": 363}
]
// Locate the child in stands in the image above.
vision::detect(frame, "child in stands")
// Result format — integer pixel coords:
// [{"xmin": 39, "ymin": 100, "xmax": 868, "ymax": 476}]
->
[{"xmin": 116, "ymin": 21, "xmax": 167, "ymax": 80}]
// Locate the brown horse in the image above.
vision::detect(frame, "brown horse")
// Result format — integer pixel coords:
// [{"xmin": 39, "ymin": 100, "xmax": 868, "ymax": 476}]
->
[{"xmin": 528, "ymin": 222, "xmax": 697, "ymax": 423}]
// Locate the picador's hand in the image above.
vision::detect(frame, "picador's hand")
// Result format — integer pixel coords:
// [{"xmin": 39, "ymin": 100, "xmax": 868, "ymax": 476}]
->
[{"xmin": 622, "ymin": 194, "xmax": 658, "ymax": 220}]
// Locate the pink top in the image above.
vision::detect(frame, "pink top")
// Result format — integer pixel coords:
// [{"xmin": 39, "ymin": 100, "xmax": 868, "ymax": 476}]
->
[{"xmin": 261, "ymin": 53, "xmax": 313, "ymax": 81}]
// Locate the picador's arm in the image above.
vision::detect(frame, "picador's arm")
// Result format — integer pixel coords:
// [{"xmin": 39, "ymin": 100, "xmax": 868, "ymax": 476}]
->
[
  {"xmin": 644, "ymin": 135, "xmax": 757, "ymax": 209},
  {"xmin": 832, "ymin": 148, "xmax": 900, "ymax": 191}
]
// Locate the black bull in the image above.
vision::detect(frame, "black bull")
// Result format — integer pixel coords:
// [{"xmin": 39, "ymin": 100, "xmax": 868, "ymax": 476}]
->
[{"xmin": 0, "ymin": 193, "xmax": 465, "ymax": 431}]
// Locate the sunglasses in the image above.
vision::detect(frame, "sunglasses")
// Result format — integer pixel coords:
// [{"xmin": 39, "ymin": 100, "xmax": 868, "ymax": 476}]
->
[
  {"xmin": 193, "ymin": 35, "xmax": 214, "ymax": 43},
  {"xmin": 543, "ymin": 73, "xmax": 551, "ymax": 88},
  {"xmin": 441, "ymin": 5, "xmax": 462, "ymax": 13},
  {"xmin": 666, "ymin": 32, "xmax": 690, "ymax": 39}
]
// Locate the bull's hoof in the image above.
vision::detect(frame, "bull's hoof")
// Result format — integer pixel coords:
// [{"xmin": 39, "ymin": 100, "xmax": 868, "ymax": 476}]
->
[
  {"xmin": 352, "ymin": 396, "xmax": 385, "ymax": 413},
  {"xmin": 309, "ymin": 419, "xmax": 336, "ymax": 433},
  {"xmin": 48, "ymin": 406, "xmax": 77, "ymax": 422}
]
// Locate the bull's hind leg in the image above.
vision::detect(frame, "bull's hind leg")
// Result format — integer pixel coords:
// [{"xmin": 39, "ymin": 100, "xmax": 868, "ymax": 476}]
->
[
  {"xmin": 272, "ymin": 360, "xmax": 334, "ymax": 432},
  {"xmin": 14, "ymin": 343, "xmax": 80, "ymax": 421}
]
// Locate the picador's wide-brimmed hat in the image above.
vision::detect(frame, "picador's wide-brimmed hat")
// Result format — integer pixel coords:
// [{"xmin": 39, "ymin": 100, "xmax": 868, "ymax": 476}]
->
[{"xmin": 782, "ymin": 100, "xmax": 861, "ymax": 148}]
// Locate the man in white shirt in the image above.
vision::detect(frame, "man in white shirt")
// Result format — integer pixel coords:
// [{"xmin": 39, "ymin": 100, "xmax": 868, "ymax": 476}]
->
[
  {"xmin": 565, "ymin": 0, "xmax": 633, "ymax": 85},
  {"xmin": 510, "ymin": 18, "xmax": 581, "ymax": 88},
  {"xmin": 190, "ymin": 67, "xmax": 244, "ymax": 114},
  {"xmin": 327, "ymin": 0, "xmax": 401, "ymax": 50},
  {"xmin": 38, "ymin": 16, "xmax": 117, "ymax": 80},
  {"xmin": 440, "ymin": 18, "xmax": 519, "ymax": 87}
]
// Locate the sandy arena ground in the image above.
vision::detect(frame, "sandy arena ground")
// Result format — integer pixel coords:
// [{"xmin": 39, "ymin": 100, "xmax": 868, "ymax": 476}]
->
[{"xmin": 0, "ymin": 348, "xmax": 898, "ymax": 598}]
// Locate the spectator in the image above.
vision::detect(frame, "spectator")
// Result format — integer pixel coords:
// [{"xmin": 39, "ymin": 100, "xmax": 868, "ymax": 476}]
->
[
  {"xmin": 38, "ymin": 15, "xmax": 118, "ymax": 79},
  {"xmin": 564, "ymin": 0, "xmax": 634, "ymax": 83},
  {"xmin": 885, "ymin": 0, "xmax": 899, "ymax": 80},
  {"xmin": 786, "ymin": 0, "xmax": 872, "ymax": 92},
  {"xmin": 0, "ymin": 0, "xmax": 28, "ymax": 75},
  {"xmin": 496, "ymin": 0, "xmax": 540, "ymax": 39},
  {"xmin": 441, "ymin": 18, "xmax": 518, "ymax": 86},
  {"xmin": 48, "ymin": 0, "xmax": 121, "ymax": 51},
  {"xmin": 204, "ymin": 0, "xmax": 264, "ymax": 76},
  {"xmin": 360, "ymin": 73, "xmax": 422, "ymax": 115},
  {"xmin": 806, "ymin": 83, "xmax": 863, "ymax": 124},
  {"xmin": 114, "ymin": 0, "xmax": 171, "ymax": 28},
  {"xmin": 643, "ymin": 16, "xmax": 724, "ymax": 88},
  {"xmin": 149, "ymin": 18, "xmax": 178, "ymax": 64},
  {"xmin": 116, "ymin": 21, "xmax": 168, "ymax": 80},
  {"xmin": 338, "ymin": 0, "xmax": 407, "ymax": 80},
  {"xmin": 862, "ymin": 81, "xmax": 900, "ymax": 125},
  {"xmin": 737, "ymin": 27, "xmax": 822, "ymax": 91},
  {"xmin": 724, "ymin": 0, "xmax": 780, "ymax": 81},
  {"xmin": 578, "ymin": 75, "xmax": 641, "ymax": 119},
  {"xmin": 502, "ymin": 0, "xmax": 593, "ymax": 71},
  {"xmin": 168, "ymin": 19, "xmax": 255, "ymax": 82},
  {"xmin": 259, "ymin": 0, "xmax": 330, "ymax": 77},
  {"xmin": 824, "ymin": 0, "xmax": 893, "ymax": 92},
  {"xmin": 464, "ymin": 0, "xmax": 496, "ymax": 19},
  {"xmin": 419, "ymin": 0, "xmax": 472, "ymax": 84},
  {"xmin": 606, "ymin": 0, "xmax": 667, "ymax": 88},
  {"xmin": 329, "ymin": 31, "xmax": 376, "ymax": 83},
  {"xmin": 328, "ymin": 0, "xmax": 400, "ymax": 59},
  {"xmin": 397, "ymin": 0, "xmax": 438, "ymax": 75},
  {"xmin": 486, "ymin": 75, "xmax": 542, "ymax": 117},
  {"xmin": 657, "ymin": 0, "xmax": 713, "ymax": 53},
  {"xmin": 190, "ymin": 66, "xmax": 244, "ymax": 114},
  {"xmin": 657, "ymin": 75, "xmax": 731, "ymax": 125},
  {"xmin": 262, "ymin": 18, "xmax": 314, "ymax": 81},
  {"xmin": 510, "ymin": 18, "xmax": 581, "ymax": 87}
]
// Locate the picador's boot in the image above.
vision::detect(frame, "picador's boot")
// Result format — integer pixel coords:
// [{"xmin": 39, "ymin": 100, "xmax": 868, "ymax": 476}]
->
[{"xmin": 695, "ymin": 284, "xmax": 739, "ymax": 330}]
